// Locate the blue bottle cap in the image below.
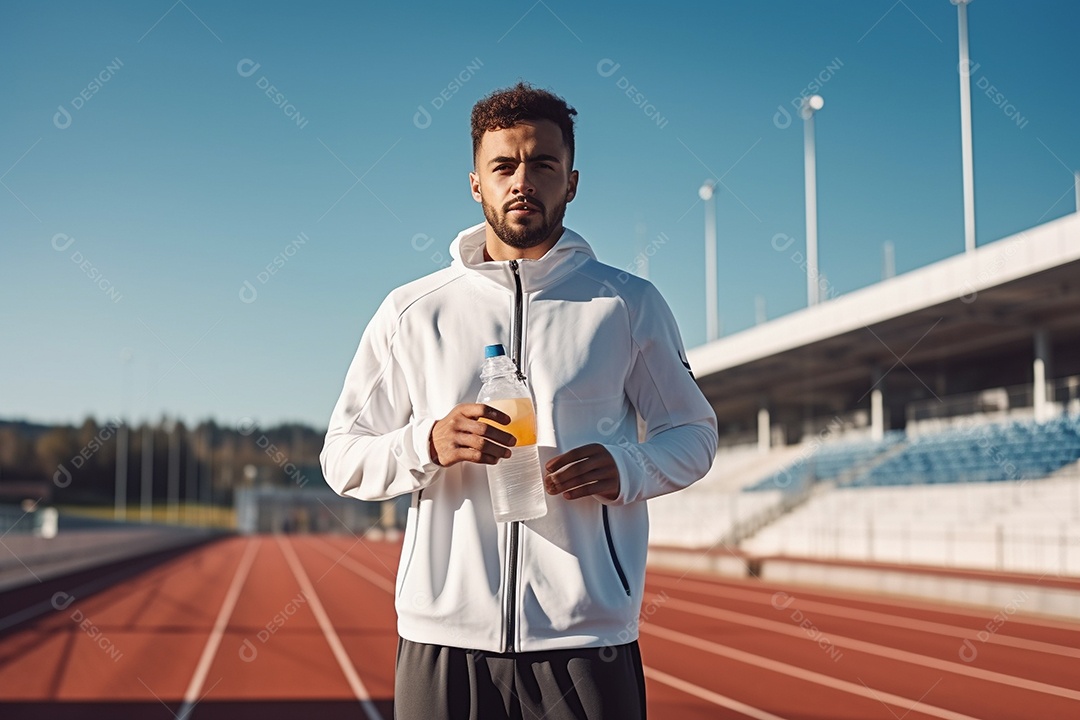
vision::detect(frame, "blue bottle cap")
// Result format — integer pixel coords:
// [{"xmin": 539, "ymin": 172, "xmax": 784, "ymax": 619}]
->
[{"xmin": 484, "ymin": 344, "xmax": 506, "ymax": 358}]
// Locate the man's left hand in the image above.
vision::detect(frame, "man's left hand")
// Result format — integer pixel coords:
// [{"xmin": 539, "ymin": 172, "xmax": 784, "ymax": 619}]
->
[{"xmin": 544, "ymin": 444, "xmax": 620, "ymax": 501}]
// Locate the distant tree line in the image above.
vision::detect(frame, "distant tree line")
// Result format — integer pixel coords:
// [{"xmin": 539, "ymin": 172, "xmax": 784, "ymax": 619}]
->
[{"xmin": 0, "ymin": 418, "xmax": 326, "ymax": 506}]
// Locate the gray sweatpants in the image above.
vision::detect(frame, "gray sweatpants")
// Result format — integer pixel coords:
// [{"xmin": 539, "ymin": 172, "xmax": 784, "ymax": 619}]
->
[{"xmin": 393, "ymin": 637, "xmax": 647, "ymax": 720}]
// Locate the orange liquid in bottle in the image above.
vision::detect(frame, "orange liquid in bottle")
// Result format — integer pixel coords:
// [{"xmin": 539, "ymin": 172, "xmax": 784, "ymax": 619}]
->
[{"xmin": 480, "ymin": 398, "xmax": 537, "ymax": 446}]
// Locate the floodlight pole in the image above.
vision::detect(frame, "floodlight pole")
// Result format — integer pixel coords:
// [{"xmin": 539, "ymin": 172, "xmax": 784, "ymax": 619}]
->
[
  {"xmin": 802, "ymin": 95, "xmax": 824, "ymax": 306},
  {"xmin": 953, "ymin": 0, "xmax": 977, "ymax": 254},
  {"xmin": 700, "ymin": 180, "xmax": 718, "ymax": 341},
  {"xmin": 141, "ymin": 422, "xmax": 153, "ymax": 522},
  {"xmin": 114, "ymin": 349, "xmax": 133, "ymax": 521},
  {"xmin": 166, "ymin": 419, "xmax": 179, "ymax": 524}
]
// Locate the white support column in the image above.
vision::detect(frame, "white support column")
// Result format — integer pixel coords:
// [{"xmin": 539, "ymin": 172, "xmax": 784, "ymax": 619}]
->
[
  {"xmin": 1034, "ymin": 329, "xmax": 1050, "ymax": 422},
  {"xmin": 871, "ymin": 368, "xmax": 884, "ymax": 441},
  {"xmin": 871, "ymin": 390, "xmax": 884, "ymax": 442},
  {"xmin": 758, "ymin": 405, "xmax": 771, "ymax": 454}
]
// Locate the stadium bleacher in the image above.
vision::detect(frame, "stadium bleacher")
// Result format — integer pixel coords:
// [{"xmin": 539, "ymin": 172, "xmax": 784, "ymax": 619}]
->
[
  {"xmin": 746, "ymin": 431, "xmax": 904, "ymax": 492},
  {"xmin": 850, "ymin": 414, "xmax": 1080, "ymax": 487},
  {"xmin": 742, "ymin": 414, "xmax": 1080, "ymax": 491},
  {"xmin": 650, "ymin": 411, "xmax": 1080, "ymax": 576}
]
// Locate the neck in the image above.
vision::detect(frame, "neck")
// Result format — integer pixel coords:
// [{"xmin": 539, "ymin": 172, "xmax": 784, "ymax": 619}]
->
[{"xmin": 483, "ymin": 224, "xmax": 563, "ymax": 262}]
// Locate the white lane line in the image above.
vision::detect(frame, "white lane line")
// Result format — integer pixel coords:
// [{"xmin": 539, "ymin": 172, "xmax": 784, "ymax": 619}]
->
[
  {"xmin": 641, "ymin": 623, "xmax": 980, "ymax": 720},
  {"xmin": 647, "ymin": 568, "xmax": 1080, "ymax": 631},
  {"xmin": 311, "ymin": 537, "xmax": 787, "ymax": 720},
  {"xmin": 646, "ymin": 574, "xmax": 1080, "ymax": 658},
  {"xmin": 653, "ymin": 593, "xmax": 1080, "ymax": 701},
  {"xmin": 177, "ymin": 538, "xmax": 259, "ymax": 720},
  {"xmin": 309, "ymin": 536, "xmax": 395, "ymax": 595},
  {"xmin": 277, "ymin": 536, "xmax": 384, "ymax": 720},
  {"xmin": 311, "ymin": 537, "xmax": 788, "ymax": 718},
  {"xmin": 644, "ymin": 665, "xmax": 787, "ymax": 720}
]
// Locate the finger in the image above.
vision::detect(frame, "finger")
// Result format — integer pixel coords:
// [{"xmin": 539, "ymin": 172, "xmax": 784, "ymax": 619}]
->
[
  {"xmin": 548, "ymin": 468, "xmax": 617, "ymax": 496},
  {"xmin": 545, "ymin": 443, "xmax": 603, "ymax": 473},
  {"xmin": 484, "ymin": 440, "xmax": 514, "ymax": 459},
  {"xmin": 545, "ymin": 456, "xmax": 608, "ymax": 489},
  {"xmin": 460, "ymin": 403, "xmax": 513, "ymax": 427},
  {"xmin": 447, "ymin": 444, "xmax": 508, "ymax": 466},
  {"xmin": 560, "ymin": 477, "xmax": 619, "ymax": 501},
  {"xmin": 456, "ymin": 432, "xmax": 513, "ymax": 460},
  {"xmin": 464, "ymin": 419, "xmax": 517, "ymax": 448},
  {"xmin": 547, "ymin": 467, "xmax": 615, "ymax": 495},
  {"xmin": 476, "ymin": 450, "xmax": 507, "ymax": 465}
]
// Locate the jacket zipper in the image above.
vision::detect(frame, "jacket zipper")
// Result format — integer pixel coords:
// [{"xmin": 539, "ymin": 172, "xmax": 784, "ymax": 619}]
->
[
  {"xmin": 602, "ymin": 506, "xmax": 632, "ymax": 596},
  {"xmin": 504, "ymin": 259, "xmax": 526, "ymax": 653}
]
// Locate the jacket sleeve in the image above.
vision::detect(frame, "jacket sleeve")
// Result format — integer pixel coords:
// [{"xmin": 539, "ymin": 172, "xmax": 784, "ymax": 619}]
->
[
  {"xmin": 320, "ymin": 296, "xmax": 443, "ymax": 501},
  {"xmin": 602, "ymin": 282, "xmax": 718, "ymax": 505}
]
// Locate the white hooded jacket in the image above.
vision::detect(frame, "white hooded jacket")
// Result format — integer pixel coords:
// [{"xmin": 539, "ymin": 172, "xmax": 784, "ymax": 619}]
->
[{"xmin": 321, "ymin": 223, "xmax": 718, "ymax": 653}]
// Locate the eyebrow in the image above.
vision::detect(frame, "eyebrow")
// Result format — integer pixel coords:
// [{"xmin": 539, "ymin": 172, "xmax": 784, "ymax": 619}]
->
[{"xmin": 488, "ymin": 154, "xmax": 562, "ymax": 166}]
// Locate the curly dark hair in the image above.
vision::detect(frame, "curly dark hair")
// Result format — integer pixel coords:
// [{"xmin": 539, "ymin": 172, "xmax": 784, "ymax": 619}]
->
[{"xmin": 471, "ymin": 82, "xmax": 578, "ymax": 166}]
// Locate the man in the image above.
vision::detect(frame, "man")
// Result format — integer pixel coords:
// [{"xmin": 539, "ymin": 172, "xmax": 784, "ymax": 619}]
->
[{"xmin": 321, "ymin": 82, "xmax": 717, "ymax": 719}]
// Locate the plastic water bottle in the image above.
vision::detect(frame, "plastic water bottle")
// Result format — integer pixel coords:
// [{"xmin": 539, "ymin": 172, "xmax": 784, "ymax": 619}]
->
[{"xmin": 477, "ymin": 344, "xmax": 548, "ymax": 523}]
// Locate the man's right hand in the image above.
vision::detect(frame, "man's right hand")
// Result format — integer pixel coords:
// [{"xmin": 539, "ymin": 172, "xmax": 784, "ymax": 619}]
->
[{"xmin": 428, "ymin": 403, "xmax": 517, "ymax": 467}]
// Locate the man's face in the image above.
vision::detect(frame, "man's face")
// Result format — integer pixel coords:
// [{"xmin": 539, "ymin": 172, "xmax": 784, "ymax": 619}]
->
[{"xmin": 470, "ymin": 119, "xmax": 578, "ymax": 256}]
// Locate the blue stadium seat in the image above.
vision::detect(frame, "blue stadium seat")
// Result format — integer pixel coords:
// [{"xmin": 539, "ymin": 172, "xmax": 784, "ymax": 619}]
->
[{"xmin": 848, "ymin": 414, "xmax": 1080, "ymax": 487}]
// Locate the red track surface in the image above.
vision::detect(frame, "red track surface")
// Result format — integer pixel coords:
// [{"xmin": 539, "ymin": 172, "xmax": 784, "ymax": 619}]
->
[{"xmin": 1, "ymin": 535, "xmax": 1077, "ymax": 719}]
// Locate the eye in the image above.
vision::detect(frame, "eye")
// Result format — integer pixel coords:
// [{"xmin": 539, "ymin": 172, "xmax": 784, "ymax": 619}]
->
[
  {"xmin": 494, "ymin": 164, "xmax": 513, "ymax": 173},
  {"xmin": 536, "ymin": 163, "xmax": 553, "ymax": 170}
]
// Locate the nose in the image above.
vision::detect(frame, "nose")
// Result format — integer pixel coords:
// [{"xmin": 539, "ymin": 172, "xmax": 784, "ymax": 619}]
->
[{"xmin": 510, "ymin": 165, "xmax": 536, "ymax": 196}]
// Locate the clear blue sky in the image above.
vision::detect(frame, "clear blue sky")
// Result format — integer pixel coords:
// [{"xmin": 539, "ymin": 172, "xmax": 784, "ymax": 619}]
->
[{"xmin": 3, "ymin": 0, "xmax": 1078, "ymax": 430}]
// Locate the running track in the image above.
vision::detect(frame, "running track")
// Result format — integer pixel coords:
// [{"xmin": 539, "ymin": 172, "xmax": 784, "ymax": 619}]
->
[{"xmin": 0, "ymin": 535, "xmax": 1078, "ymax": 719}]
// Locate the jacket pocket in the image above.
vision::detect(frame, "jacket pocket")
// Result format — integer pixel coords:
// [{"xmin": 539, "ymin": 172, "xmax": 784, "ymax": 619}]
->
[
  {"xmin": 395, "ymin": 489, "xmax": 423, "ymax": 598},
  {"xmin": 601, "ymin": 506, "xmax": 631, "ymax": 597}
]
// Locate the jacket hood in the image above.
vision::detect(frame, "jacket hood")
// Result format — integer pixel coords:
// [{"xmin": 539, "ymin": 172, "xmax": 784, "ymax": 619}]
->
[{"xmin": 449, "ymin": 222, "xmax": 595, "ymax": 293}]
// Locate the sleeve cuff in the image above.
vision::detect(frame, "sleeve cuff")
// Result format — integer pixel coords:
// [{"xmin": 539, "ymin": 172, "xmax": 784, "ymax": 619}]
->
[
  {"xmin": 599, "ymin": 443, "xmax": 637, "ymax": 506},
  {"xmin": 411, "ymin": 416, "xmax": 441, "ymax": 472}
]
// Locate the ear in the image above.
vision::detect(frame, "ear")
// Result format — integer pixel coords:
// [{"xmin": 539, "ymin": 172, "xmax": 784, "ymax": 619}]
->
[
  {"xmin": 469, "ymin": 171, "xmax": 482, "ymax": 203},
  {"xmin": 565, "ymin": 169, "xmax": 579, "ymax": 203}
]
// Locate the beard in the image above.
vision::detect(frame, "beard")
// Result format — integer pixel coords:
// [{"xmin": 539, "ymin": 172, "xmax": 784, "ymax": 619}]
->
[{"xmin": 482, "ymin": 195, "xmax": 568, "ymax": 250}]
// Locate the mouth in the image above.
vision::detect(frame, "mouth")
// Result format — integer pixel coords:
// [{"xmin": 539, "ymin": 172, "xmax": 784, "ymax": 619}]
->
[
  {"xmin": 505, "ymin": 204, "xmax": 540, "ymax": 221},
  {"xmin": 507, "ymin": 200, "xmax": 542, "ymax": 217}
]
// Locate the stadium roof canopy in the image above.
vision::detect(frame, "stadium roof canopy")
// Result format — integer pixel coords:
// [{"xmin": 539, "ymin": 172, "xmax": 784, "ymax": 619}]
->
[{"xmin": 687, "ymin": 213, "xmax": 1080, "ymax": 442}]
